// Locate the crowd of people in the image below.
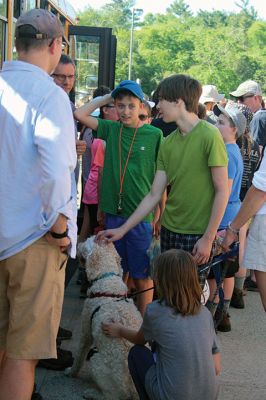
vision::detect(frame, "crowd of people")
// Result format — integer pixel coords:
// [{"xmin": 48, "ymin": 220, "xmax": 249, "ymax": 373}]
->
[{"xmin": 0, "ymin": 8, "xmax": 265, "ymax": 400}]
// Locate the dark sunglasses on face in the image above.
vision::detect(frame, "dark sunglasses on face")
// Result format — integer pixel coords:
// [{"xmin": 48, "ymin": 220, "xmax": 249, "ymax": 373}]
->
[
  {"xmin": 139, "ymin": 114, "xmax": 149, "ymax": 121},
  {"xmin": 238, "ymin": 94, "xmax": 254, "ymax": 102}
]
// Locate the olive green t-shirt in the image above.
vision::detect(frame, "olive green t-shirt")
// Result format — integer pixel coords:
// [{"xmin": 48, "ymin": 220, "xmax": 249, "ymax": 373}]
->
[
  {"xmin": 97, "ymin": 119, "xmax": 163, "ymax": 222},
  {"xmin": 157, "ymin": 120, "xmax": 228, "ymax": 234}
]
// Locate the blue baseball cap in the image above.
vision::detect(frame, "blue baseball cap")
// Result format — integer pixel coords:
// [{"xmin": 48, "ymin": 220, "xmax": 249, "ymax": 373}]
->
[{"xmin": 111, "ymin": 80, "xmax": 144, "ymax": 101}]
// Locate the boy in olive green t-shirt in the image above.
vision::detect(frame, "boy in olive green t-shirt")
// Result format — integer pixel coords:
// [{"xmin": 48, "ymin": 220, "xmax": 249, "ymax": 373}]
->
[{"xmin": 99, "ymin": 74, "xmax": 229, "ymax": 282}]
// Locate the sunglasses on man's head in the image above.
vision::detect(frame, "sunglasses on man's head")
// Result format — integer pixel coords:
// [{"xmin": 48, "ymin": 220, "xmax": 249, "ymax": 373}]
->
[{"xmin": 139, "ymin": 114, "xmax": 149, "ymax": 121}]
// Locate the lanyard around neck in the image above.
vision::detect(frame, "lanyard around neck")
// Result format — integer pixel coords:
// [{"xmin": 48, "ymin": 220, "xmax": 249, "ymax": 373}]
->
[{"xmin": 118, "ymin": 123, "xmax": 139, "ymax": 196}]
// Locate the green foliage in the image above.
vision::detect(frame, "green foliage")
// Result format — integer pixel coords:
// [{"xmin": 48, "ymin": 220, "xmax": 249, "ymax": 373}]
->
[
  {"xmin": 166, "ymin": 0, "xmax": 192, "ymax": 18},
  {"xmin": 77, "ymin": 0, "xmax": 266, "ymax": 96}
]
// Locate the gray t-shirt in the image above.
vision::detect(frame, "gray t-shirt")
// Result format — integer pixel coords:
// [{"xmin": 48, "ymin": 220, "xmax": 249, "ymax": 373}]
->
[{"xmin": 142, "ymin": 301, "xmax": 219, "ymax": 400}]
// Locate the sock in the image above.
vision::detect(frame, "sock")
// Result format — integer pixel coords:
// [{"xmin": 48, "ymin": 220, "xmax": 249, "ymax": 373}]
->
[
  {"xmin": 222, "ymin": 299, "xmax": 231, "ymax": 314},
  {"xmin": 205, "ymin": 300, "xmax": 219, "ymax": 316},
  {"xmin": 235, "ymin": 277, "xmax": 245, "ymax": 290}
]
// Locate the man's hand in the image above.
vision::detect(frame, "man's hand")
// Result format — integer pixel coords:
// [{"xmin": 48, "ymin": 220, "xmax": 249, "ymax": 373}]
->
[
  {"xmin": 96, "ymin": 227, "xmax": 126, "ymax": 243},
  {"xmin": 45, "ymin": 233, "xmax": 70, "ymax": 252},
  {"xmin": 102, "ymin": 321, "xmax": 122, "ymax": 338},
  {"xmin": 48, "ymin": 214, "xmax": 69, "ymax": 252},
  {"xmin": 192, "ymin": 235, "xmax": 213, "ymax": 265},
  {"xmin": 221, "ymin": 229, "xmax": 237, "ymax": 252},
  {"xmin": 76, "ymin": 139, "xmax": 86, "ymax": 156}
]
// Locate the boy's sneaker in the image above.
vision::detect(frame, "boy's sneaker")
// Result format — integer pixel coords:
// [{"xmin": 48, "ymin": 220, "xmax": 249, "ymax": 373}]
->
[
  {"xmin": 37, "ymin": 348, "xmax": 74, "ymax": 371},
  {"xmin": 217, "ymin": 312, "xmax": 231, "ymax": 332},
  {"xmin": 230, "ymin": 288, "xmax": 245, "ymax": 309},
  {"xmin": 31, "ymin": 392, "xmax": 43, "ymax": 400},
  {"xmin": 57, "ymin": 326, "xmax": 72, "ymax": 341},
  {"xmin": 31, "ymin": 383, "xmax": 43, "ymax": 400},
  {"xmin": 244, "ymin": 276, "xmax": 259, "ymax": 292}
]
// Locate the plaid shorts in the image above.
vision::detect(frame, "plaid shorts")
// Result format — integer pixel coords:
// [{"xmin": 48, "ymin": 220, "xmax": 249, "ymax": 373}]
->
[{"xmin": 160, "ymin": 226, "xmax": 208, "ymax": 288}]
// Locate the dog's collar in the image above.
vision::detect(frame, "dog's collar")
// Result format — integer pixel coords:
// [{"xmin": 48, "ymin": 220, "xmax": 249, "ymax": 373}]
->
[
  {"xmin": 89, "ymin": 292, "xmax": 127, "ymax": 299},
  {"xmin": 89, "ymin": 272, "xmax": 120, "ymax": 285}
]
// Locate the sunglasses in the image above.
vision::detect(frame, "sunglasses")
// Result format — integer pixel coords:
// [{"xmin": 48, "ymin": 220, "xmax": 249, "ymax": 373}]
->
[
  {"xmin": 139, "ymin": 114, "xmax": 149, "ymax": 121},
  {"xmin": 238, "ymin": 94, "xmax": 254, "ymax": 102}
]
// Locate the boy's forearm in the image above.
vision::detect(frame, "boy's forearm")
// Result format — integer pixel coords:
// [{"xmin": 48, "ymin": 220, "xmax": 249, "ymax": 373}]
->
[
  {"xmin": 120, "ymin": 191, "xmax": 162, "ymax": 236},
  {"xmin": 204, "ymin": 188, "xmax": 228, "ymax": 241},
  {"xmin": 74, "ymin": 94, "xmax": 112, "ymax": 123}
]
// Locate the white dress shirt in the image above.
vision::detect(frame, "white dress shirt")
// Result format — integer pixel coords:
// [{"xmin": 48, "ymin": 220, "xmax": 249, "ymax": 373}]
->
[{"xmin": 0, "ymin": 61, "xmax": 77, "ymax": 259}]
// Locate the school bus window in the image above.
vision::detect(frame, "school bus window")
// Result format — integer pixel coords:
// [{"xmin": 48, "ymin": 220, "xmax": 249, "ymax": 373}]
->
[
  {"xmin": 23, "ymin": 0, "xmax": 36, "ymax": 12},
  {"xmin": 0, "ymin": 19, "xmax": 5, "ymax": 67},
  {"xmin": 0, "ymin": 0, "xmax": 7, "ymax": 18},
  {"xmin": 13, "ymin": 0, "xmax": 20, "ymax": 19}
]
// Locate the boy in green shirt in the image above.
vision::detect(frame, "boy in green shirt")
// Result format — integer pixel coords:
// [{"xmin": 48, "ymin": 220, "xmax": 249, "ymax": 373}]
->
[
  {"xmin": 98, "ymin": 74, "xmax": 229, "ymax": 285},
  {"xmin": 75, "ymin": 80, "xmax": 163, "ymax": 315}
]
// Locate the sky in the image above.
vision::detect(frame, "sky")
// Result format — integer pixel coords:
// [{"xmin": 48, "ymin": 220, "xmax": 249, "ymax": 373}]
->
[{"xmin": 67, "ymin": 0, "xmax": 266, "ymax": 19}]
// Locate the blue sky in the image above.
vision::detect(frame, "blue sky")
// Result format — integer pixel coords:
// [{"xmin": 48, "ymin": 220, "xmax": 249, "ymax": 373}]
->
[{"xmin": 68, "ymin": 0, "xmax": 266, "ymax": 19}]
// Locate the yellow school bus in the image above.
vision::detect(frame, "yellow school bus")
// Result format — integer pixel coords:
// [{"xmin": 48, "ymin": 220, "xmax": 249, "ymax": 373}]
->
[
  {"xmin": 0, "ymin": 1, "xmax": 116, "ymax": 98},
  {"xmin": 0, "ymin": 0, "xmax": 76, "ymax": 66}
]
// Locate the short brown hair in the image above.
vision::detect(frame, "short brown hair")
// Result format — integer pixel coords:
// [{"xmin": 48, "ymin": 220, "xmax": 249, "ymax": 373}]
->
[
  {"xmin": 158, "ymin": 74, "xmax": 202, "ymax": 114},
  {"xmin": 15, "ymin": 26, "xmax": 50, "ymax": 52},
  {"xmin": 154, "ymin": 249, "xmax": 202, "ymax": 316}
]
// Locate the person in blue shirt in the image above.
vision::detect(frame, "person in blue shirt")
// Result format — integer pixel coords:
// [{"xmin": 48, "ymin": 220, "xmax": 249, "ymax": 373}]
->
[{"xmin": 207, "ymin": 103, "xmax": 246, "ymax": 332}]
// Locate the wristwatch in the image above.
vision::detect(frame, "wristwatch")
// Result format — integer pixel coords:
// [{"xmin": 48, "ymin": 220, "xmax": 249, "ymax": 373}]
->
[{"xmin": 49, "ymin": 229, "xmax": 68, "ymax": 239}]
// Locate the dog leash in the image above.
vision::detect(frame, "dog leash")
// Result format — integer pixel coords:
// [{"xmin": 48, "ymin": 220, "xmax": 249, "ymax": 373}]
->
[{"xmin": 127, "ymin": 287, "xmax": 154, "ymax": 299}]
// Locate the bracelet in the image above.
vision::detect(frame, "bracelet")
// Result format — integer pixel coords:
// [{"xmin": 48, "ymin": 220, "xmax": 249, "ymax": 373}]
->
[
  {"xmin": 49, "ymin": 229, "xmax": 68, "ymax": 239},
  {"xmin": 226, "ymin": 222, "xmax": 239, "ymax": 235}
]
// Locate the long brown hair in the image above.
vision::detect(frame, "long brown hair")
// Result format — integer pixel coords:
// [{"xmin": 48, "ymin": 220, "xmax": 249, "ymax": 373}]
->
[{"xmin": 154, "ymin": 249, "xmax": 202, "ymax": 316}]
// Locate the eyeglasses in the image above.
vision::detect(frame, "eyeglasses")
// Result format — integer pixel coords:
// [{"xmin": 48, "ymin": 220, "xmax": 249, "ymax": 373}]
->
[
  {"xmin": 139, "ymin": 114, "xmax": 149, "ymax": 121},
  {"xmin": 48, "ymin": 38, "xmax": 66, "ymax": 50},
  {"xmin": 52, "ymin": 73, "xmax": 75, "ymax": 82}
]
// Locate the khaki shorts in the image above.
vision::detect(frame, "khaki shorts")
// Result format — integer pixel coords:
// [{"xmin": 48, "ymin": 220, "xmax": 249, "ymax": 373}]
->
[
  {"xmin": 0, "ymin": 236, "xmax": 68, "ymax": 359},
  {"xmin": 244, "ymin": 214, "xmax": 266, "ymax": 272}
]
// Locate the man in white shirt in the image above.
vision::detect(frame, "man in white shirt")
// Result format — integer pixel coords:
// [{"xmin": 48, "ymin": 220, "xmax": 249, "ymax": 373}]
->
[
  {"xmin": 0, "ymin": 9, "xmax": 77, "ymax": 400},
  {"xmin": 222, "ymin": 152, "xmax": 266, "ymax": 313}
]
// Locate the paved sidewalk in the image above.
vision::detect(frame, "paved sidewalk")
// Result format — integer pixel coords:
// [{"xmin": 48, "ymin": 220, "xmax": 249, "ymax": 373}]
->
[{"xmin": 36, "ymin": 273, "xmax": 266, "ymax": 400}]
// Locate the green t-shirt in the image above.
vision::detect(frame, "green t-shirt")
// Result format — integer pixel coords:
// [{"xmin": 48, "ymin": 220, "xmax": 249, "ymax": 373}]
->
[
  {"xmin": 157, "ymin": 120, "xmax": 228, "ymax": 234},
  {"xmin": 97, "ymin": 119, "xmax": 163, "ymax": 222}
]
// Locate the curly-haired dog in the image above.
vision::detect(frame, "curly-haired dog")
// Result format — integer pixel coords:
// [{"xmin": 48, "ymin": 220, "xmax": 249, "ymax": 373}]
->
[{"xmin": 68, "ymin": 237, "xmax": 142, "ymax": 400}]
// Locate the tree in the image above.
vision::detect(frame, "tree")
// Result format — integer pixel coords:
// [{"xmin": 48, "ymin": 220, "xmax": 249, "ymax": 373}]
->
[
  {"xmin": 76, "ymin": 3, "xmax": 266, "ymax": 95},
  {"xmin": 166, "ymin": 0, "xmax": 192, "ymax": 18}
]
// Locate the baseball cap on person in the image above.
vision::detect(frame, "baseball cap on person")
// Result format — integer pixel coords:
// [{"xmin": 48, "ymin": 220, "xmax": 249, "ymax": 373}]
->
[
  {"xmin": 230, "ymin": 80, "xmax": 262, "ymax": 98},
  {"xmin": 111, "ymin": 80, "xmax": 144, "ymax": 101},
  {"xmin": 15, "ymin": 8, "xmax": 64, "ymax": 40},
  {"xmin": 199, "ymin": 85, "xmax": 224, "ymax": 104},
  {"xmin": 214, "ymin": 103, "xmax": 247, "ymax": 137}
]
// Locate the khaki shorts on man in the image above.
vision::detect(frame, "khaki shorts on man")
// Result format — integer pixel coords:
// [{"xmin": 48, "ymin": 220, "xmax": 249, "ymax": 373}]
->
[{"xmin": 0, "ymin": 237, "xmax": 67, "ymax": 359}]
